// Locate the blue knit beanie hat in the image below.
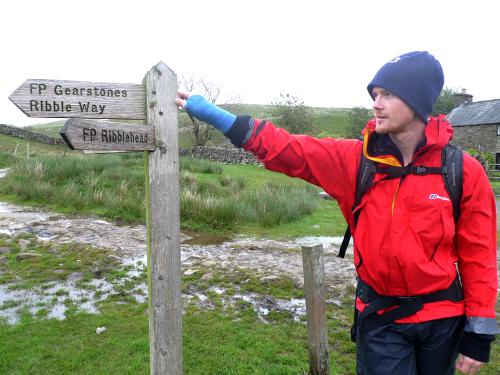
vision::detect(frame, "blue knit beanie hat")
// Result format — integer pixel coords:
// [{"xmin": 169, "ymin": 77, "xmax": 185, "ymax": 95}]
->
[{"xmin": 367, "ymin": 51, "xmax": 444, "ymax": 123}]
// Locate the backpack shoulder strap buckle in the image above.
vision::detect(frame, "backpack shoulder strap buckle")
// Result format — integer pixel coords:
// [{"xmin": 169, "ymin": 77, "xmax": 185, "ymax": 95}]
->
[{"xmin": 411, "ymin": 166, "xmax": 428, "ymax": 175}]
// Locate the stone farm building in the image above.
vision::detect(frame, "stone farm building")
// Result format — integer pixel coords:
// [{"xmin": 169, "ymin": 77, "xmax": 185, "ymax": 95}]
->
[{"xmin": 447, "ymin": 89, "xmax": 500, "ymax": 165}]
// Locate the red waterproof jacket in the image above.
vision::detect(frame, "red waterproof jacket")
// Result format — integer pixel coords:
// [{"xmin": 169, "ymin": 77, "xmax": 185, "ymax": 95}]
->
[{"xmin": 241, "ymin": 115, "xmax": 497, "ymax": 324}]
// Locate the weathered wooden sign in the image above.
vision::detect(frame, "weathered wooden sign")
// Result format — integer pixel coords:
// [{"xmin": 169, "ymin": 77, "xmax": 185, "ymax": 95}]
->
[
  {"xmin": 10, "ymin": 64, "xmax": 182, "ymax": 375},
  {"xmin": 9, "ymin": 79, "xmax": 146, "ymax": 119},
  {"xmin": 60, "ymin": 118, "xmax": 155, "ymax": 151}
]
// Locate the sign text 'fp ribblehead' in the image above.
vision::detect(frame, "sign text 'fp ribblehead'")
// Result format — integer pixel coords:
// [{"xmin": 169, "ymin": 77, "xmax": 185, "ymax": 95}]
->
[{"xmin": 60, "ymin": 118, "xmax": 155, "ymax": 151}]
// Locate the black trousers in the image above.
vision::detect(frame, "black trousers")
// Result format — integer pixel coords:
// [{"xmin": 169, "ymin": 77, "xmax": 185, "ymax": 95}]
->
[{"xmin": 356, "ymin": 316, "xmax": 464, "ymax": 375}]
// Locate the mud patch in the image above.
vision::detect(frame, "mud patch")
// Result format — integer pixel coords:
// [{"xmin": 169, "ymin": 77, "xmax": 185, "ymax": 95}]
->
[
  {"xmin": 182, "ymin": 231, "xmax": 230, "ymax": 246},
  {"xmin": 0, "ymin": 201, "xmax": 357, "ymax": 325}
]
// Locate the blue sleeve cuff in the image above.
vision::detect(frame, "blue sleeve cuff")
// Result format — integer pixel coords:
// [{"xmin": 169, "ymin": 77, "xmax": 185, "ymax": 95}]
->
[
  {"xmin": 185, "ymin": 95, "xmax": 237, "ymax": 134},
  {"xmin": 464, "ymin": 317, "xmax": 499, "ymax": 335}
]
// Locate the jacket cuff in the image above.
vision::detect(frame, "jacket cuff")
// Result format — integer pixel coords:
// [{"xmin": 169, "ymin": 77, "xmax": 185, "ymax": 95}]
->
[
  {"xmin": 458, "ymin": 331, "xmax": 495, "ymax": 363},
  {"xmin": 225, "ymin": 115, "xmax": 254, "ymax": 148},
  {"xmin": 464, "ymin": 317, "xmax": 499, "ymax": 335}
]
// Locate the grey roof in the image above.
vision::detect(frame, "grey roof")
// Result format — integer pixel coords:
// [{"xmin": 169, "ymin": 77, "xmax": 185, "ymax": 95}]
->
[{"xmin": 446, "ymin": 99, "xmax": 500, "ymax": 126}]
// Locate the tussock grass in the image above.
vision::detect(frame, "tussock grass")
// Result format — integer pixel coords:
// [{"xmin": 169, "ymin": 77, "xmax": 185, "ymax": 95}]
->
[
  {"xmin": 240, "ymin": 183, "xmax": 318, "ymax": 227},
  {"xmin": 0, "ymin": 152, "xmax": 16, "ymax": 168},
  {"xmin": 1, "ymin": 155, "xmax": 319, "ymax": 231},
  {"xmin": 180, "ymin": 157, "xmax": 223, "ymax": 174},
  {"xmin": 0, "ymin": 155, "xmax": 145, "ymax": 223}
]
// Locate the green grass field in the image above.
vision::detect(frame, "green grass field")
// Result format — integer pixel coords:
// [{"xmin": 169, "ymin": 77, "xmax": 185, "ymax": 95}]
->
[
  {"xmin": 0, "ymin": 232, "xmax": 358, "ymax": 375},
  {"xmin": 0, "ymin": 118, "xmax": 498, "ymax": 374}
]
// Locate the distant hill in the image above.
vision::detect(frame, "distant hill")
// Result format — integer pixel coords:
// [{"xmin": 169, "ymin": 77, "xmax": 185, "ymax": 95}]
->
[{"xmin": 24, "ymin": 120, "xmax": 66, "ymax": 138}]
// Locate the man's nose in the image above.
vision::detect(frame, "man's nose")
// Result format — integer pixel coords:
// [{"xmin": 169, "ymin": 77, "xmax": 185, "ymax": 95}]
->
[{"xmin": 373, "ymin": 97, "xmax": 383, "ymax": 110}]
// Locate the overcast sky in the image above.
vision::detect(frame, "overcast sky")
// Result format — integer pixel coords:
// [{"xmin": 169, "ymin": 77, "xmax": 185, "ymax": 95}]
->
[{"xmin": 1, "ymin": 0, "xmax": 499, "ymax": 126}]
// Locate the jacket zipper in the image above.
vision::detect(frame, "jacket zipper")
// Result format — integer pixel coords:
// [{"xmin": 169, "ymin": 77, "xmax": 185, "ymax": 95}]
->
[{"xmin": 391, "ymin": 180, "xmax": 401, "ymax": 215}]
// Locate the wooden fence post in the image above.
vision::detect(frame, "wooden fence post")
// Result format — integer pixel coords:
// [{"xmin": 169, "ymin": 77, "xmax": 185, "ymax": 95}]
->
[
  {"xmin": 144, "ymin": 62, "xmax": 182, "ymax": 375},
  {"xmin": 302, "ymin": 244, "xmax": 330, "ymax": 375}
]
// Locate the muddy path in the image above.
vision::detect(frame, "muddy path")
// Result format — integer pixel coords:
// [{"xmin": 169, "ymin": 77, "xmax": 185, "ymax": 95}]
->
[
  {"xmin": 0, "ymin": 201, "xmax": 355, "ymax": 282},
  {"xmin": 0, "ymin": 200, "xmax": 356, "ymax": 324}
]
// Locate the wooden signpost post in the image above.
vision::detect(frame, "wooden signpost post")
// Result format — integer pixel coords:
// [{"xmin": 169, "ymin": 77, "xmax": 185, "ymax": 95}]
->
[{"xmin": 9, "ymin": 63, "xmax": 182, "ymax": 375}]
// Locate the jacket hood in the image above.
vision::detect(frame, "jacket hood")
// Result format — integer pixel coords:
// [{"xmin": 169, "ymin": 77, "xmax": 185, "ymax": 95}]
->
[{"xmin": 361, "ymin": 115, "xmax": 454, "ymax": 166}]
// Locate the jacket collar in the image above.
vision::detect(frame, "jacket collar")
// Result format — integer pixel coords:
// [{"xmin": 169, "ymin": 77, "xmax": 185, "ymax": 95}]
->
[{"xmin": 361, "ymin": 115, "xmax": 453, "ymax": 167}]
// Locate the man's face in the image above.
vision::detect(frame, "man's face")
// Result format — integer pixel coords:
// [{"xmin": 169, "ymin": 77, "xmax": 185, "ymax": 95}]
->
[{"xmin": 371, "ymin": 87, "xmax": 418, "ymax": 134}]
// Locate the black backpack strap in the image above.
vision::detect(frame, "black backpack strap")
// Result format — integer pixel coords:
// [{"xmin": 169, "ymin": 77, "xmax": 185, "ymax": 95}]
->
[
  {"xmin": 441, "ymin": 144, "xmax": 463, "ymax": 223},
  {"xmin": 338, "ymin": 153, "xmax": 376, "ymax": 258},
  {"xmin": 338, "ymin": 227, "xmax": 352, "ymax": 258},
  {"xmin": 377, "ymin": 165, "xmax": 442, "ymax": 178},
  {"xmin": 338, "ymin": 143, "xmax": 463, "ymax": 258}
]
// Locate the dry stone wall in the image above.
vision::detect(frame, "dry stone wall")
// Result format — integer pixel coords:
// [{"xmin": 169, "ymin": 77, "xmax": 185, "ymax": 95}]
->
[
  {"xmin": 0, "ymin": 124, "xmax": 65, "ymax": 145},
  {"xmin": 1, "ymin": 123, "xmax": 258, "ymax": 164},
  {"xmin": 180, "ymin": 146, "xmax": 259, "ymax": 164}
]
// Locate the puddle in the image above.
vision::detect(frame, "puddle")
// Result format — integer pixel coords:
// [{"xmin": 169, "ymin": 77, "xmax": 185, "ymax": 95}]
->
[
  {"xmin": 0, "ymin": 274, "xmax": 147, "ymax": 325},
  {"xmin": 0, "ymin": 255, "xmax": 148, "ymax": 325},
  {"xmin": 0, "ymin": 201, "xmax": 357, "ymax": 325},
  {"xmin": 231, "ymin": 292, "xmax": 307, "ymax": 322},
  {"xmin": 181, "ymin": 231, "xmax": 230, "ymax": 246},
  {"xmin": 184, "ymin": 285, "xmax": 307, "ymax": 323},
  {"xmin": 0, "ymin": 280, "xmax": 107, "ymax": 325}
]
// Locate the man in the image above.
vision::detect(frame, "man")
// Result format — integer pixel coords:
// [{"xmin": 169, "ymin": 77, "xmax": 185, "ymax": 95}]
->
[{"xmin": 176, "ymin": 51, "xmax": 498, "ymax": 374}]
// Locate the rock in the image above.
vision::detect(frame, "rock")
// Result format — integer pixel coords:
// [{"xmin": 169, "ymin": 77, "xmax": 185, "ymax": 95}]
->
[
  {"xmin": 18, "ymin": 239, "xmax": 31, "ymax": 252},
  {"xmin": 91, "ymin": 267, "xmax": 103, "ymax": 278},
  {"xmin": 293, "ymin": 278, "xmax": 304, "ymax": 289},
  {"xmin": 0, "ymin": 256, "xmax": 7, "ymax": 263},
  {"xmin": 67, "ymin": 272, "xmax": 85, "ymax": 281},
  {"xmin": 319, "ymin": 191, "xmax": 332, "ymax": 200},
  {"xmin": 260, "ymin": 275, "xmax": 280, "ymax": 283},
  {"xmin": 201, "ymin": 260, "xmax": 216, "ymax": 267},
  {"xmin": 184, "ymin": 269, "xmax": 197, "ymax": 276},
  {"xmin": 48, "ymin": 244, "xmax": 61, "ymax": 254},
  {"xmin": 16, "ymin": 252, "xmax": 42, "ymax": 261},
  {"xmin": 201, "ymin": 272, "xmax": 213, "ymax": 281},
  {"xmin": 106, "ymin": 255, "xmax": 122, "ymax": 263},
  {"xmin": 96, "ymin": 326, "xmax": 106, "ymax": 335},
  {"xmin": 50, "ymin": 228, "xmax": 70, "ymax": 236},
  {"xmin": 0, "ymin": 247, "xmax": 10, "ymax": 254},
  {"xmin": 326, "ymin": 299, "xmax": 342, "ymax": 307},
  {"xmin": 14, "ymin": 230, "xmax": 31, "ymax": 238}
]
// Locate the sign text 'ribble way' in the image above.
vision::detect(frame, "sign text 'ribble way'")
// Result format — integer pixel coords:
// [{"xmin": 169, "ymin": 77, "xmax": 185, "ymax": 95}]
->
[{"xmin": 9, "ymin": 79, "xmax": 146, "ymax": 120}]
